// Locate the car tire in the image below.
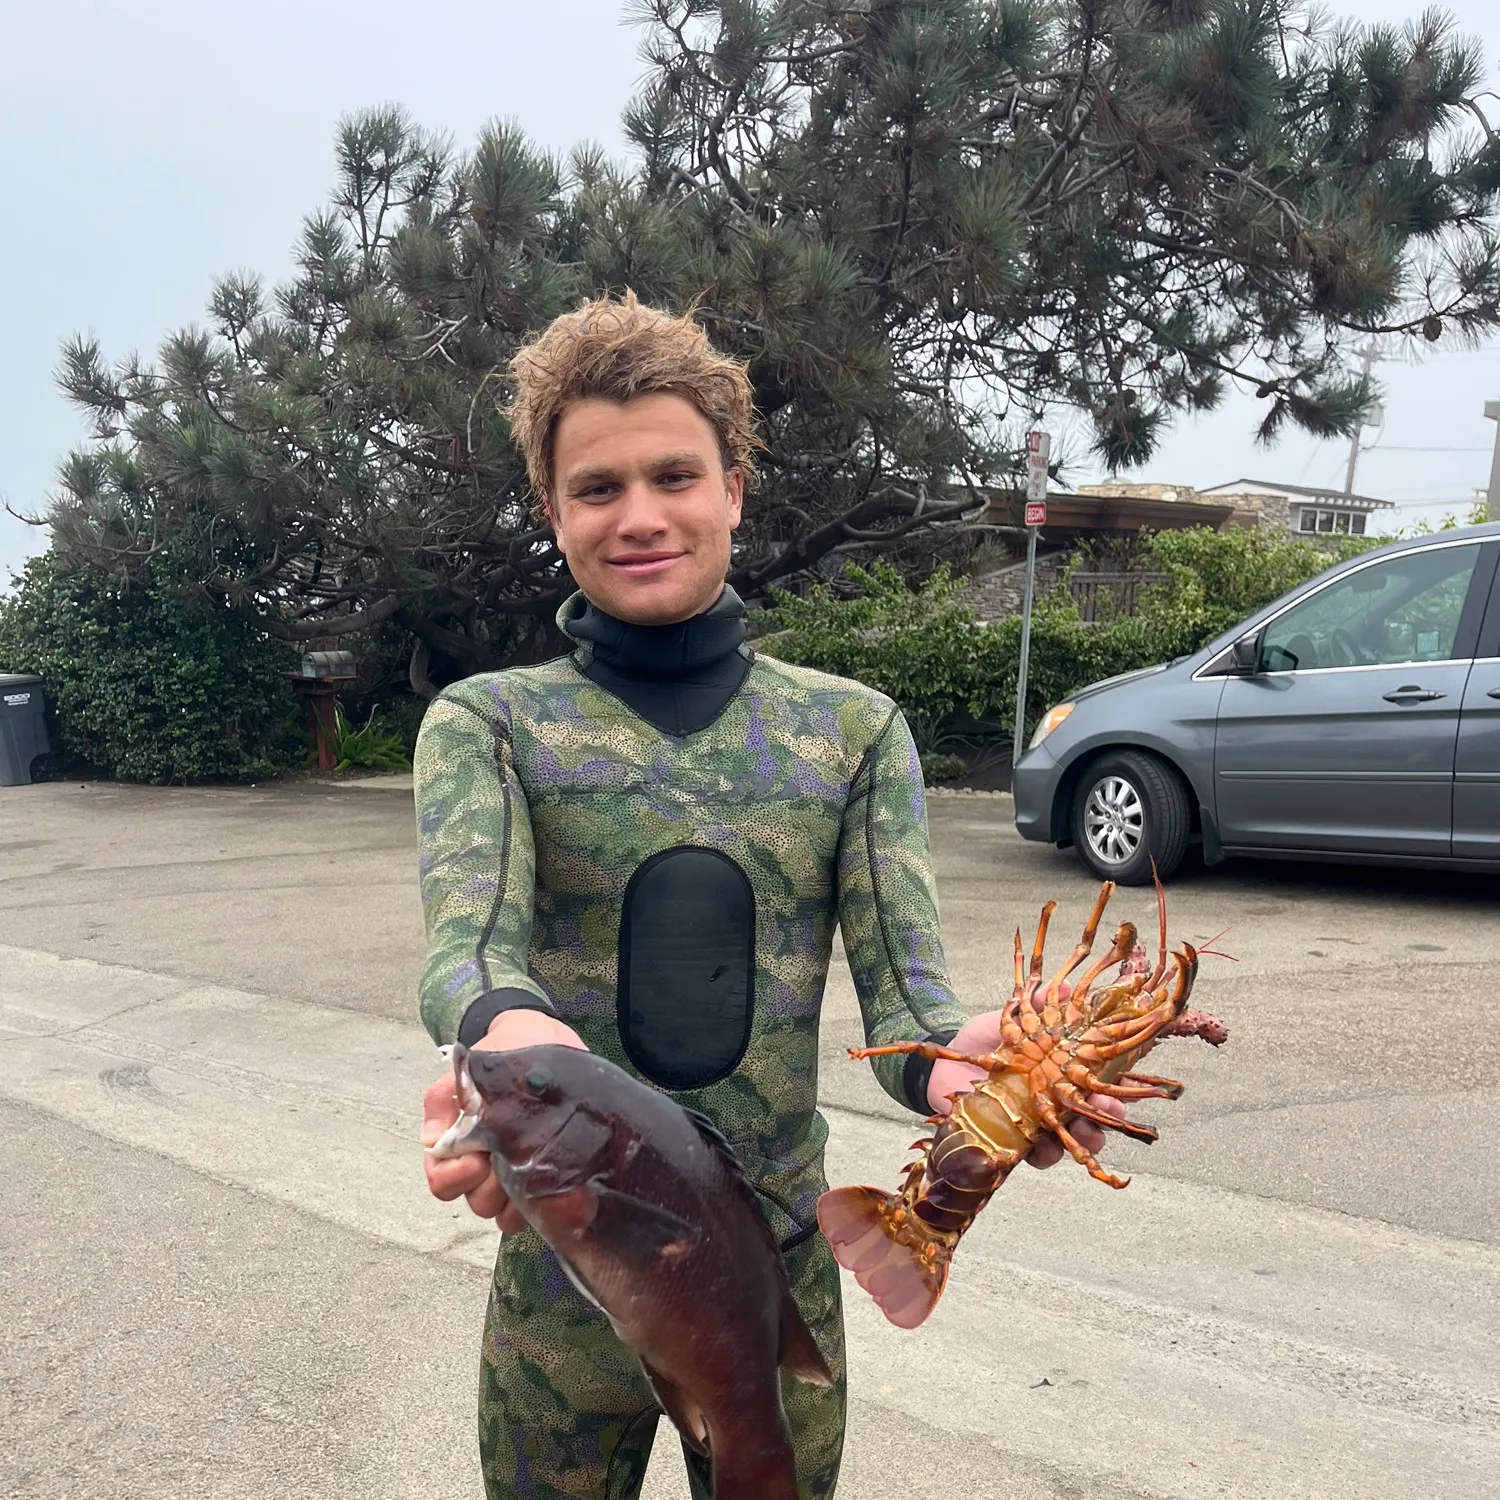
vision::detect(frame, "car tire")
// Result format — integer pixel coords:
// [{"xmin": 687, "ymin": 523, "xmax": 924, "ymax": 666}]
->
[{"xmin": 1069, "ymin": 751, "xmax": 1191, "ymax": 886}]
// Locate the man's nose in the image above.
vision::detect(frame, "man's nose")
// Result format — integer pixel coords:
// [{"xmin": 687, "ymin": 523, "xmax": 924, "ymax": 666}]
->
[{"xmin": 615, "ymin": 480, "xmax": 670, "ymax": 539}]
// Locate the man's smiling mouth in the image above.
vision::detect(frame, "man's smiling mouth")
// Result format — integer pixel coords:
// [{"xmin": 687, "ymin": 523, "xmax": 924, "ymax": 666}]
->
[{"xmin": 608, "ymin": 553, "xmax": 684, "ymax": 576}]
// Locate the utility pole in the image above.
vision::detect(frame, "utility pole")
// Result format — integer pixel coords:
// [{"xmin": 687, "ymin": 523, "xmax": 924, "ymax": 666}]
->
[
  {"xmin": 1343, "ymin": 341, "xmax": 1383, "ymax": 495},
  {"xmin": 1485, "ymin": 400, "xmax": 1500, "ymax": 515}
]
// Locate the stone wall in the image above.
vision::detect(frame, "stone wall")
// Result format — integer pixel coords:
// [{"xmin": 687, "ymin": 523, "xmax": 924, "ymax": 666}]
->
[
  {"xmin": 1209, "ymin": 490, "xmax": 1293, "ymax": 531},
  {"xmin": 967, "ymin": 551, "xmax": 1067, "ymax": 620}
]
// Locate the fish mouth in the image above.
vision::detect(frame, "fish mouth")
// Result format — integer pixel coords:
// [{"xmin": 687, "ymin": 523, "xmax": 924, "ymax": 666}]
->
[
  {"xmin": 426, "ymin": 1045, "xmax": 579, "ymax": 1168},
  {"xmin": 427, "ymin": 1044, "xmax": 492, "ymax": 1160}
]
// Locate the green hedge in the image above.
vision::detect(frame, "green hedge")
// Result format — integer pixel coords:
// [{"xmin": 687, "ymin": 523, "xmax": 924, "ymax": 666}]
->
[
  {"xmin": 757, "ymin": 528, "xmax": 1375, "ymax": 750},
  {"xmin": 0, "ymin": 522, "xmax": 1376, "ymax": 783},
  {"xmin": 0, "ymin": 553, "xmax": 303, "ymax": 783}
]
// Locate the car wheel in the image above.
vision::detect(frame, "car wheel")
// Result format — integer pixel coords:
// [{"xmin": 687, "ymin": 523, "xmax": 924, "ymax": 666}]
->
[{"xmin": 1069, "ymin": 751, "xmax": 1191, "ymax": 886}]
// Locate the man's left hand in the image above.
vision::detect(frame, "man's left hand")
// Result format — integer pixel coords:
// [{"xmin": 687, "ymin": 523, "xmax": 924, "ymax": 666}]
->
[{"xmin": 925, "ymin": 1005, "xmax": 1127, "ymax": 1169}]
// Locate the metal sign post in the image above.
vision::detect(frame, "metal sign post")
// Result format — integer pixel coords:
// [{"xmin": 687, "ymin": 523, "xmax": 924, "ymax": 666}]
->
[{"xmin": 1012, "ymin": 431, "xmax": 1050, "ymax": 770}]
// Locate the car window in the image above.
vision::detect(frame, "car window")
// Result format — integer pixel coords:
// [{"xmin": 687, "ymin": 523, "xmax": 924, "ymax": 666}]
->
[{"xmin": 1260, "ymin": 543, "xmax": 1482, "ymax": 672}]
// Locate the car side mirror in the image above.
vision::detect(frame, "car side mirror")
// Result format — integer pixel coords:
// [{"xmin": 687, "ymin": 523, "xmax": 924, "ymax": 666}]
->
[{"xmin": 1229, "ymin": 631, "xmax": 1263, "ymax": 675}]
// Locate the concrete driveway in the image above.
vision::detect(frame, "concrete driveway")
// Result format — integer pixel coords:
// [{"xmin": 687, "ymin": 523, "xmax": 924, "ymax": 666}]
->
[{"xmin": 1, "ymin": 777, "xmax": 1496, "ymax": 1499}]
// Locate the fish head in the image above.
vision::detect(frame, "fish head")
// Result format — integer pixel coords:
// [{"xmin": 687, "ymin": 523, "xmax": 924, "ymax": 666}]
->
[{"xmin": 428, "ymin": 1042, "xmax": 601, "ymax": 1168}]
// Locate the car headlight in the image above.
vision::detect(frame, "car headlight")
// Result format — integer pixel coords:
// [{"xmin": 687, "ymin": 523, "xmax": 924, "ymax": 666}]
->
[{"xmin": 1028, "ymin": 703, "xmax": 1074, "ymax": 750}]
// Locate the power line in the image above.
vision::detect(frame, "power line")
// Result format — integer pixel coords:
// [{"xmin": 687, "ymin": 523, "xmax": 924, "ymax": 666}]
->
[
  {"xmin": 1386, "ymin": 496, "xmax": 1489, "ymax": 507},
  {"xmin": 1368, "ymin": 445, "xmax": 1491, "ymax": 453}
]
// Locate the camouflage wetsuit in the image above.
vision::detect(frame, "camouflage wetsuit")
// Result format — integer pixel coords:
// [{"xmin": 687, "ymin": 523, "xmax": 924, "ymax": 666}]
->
[{"xmin": 415, "ymin": 588, "xmax": 969, "ymax": 1500}]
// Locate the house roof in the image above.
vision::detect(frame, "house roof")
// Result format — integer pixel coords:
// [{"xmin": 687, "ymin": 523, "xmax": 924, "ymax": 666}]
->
[
  {"xmin": 1199, "ymin": 478, "xmax": 1396, "ymax": 511},
  {"xmin": 985, "ymin": 490, "xmax": 1237, "ymax": 535}
]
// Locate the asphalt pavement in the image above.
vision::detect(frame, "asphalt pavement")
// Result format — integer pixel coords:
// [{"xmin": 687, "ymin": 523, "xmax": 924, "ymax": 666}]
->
[{"xmin": 1, "ymin": 775, "xmax": 1496, "ymax": 1498}]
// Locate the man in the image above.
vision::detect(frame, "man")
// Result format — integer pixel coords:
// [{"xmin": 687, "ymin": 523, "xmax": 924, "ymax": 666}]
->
[{"xmin": 416, "ymin": 293, "xmax": 1120, "ymax": 1500}]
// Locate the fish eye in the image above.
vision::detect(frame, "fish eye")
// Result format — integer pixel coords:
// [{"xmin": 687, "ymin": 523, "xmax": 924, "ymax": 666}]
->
[{"xmin": 524, "ymin": 1067, "xmax": 552, "ymax": 1096}]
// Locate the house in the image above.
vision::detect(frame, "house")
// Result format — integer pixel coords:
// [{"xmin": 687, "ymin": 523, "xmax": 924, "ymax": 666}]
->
[
  {"xmin": 971, "ymin": 483, "xmax": 1237, "ymax": 620},
  {"xmin": 968, "ymin": 474, "xmax": 1394, "ymax": 622},
  {"xmin": 1195, "ymin": 479, "xmax": 1396, "ymax": 537}
]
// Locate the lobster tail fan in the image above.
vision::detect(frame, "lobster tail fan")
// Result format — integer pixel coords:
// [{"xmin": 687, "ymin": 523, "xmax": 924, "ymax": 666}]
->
[{"xmin": 816, "ymin": 1186, "xmax": 948, "ymax": 1330}]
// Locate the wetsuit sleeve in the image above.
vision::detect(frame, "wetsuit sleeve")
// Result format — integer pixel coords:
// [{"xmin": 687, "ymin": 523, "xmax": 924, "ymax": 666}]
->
[
  {"xmin": 836, "ymin": 705, "xmax": 971, "ymax": 1115},
  {"xmin": 413, "ymin": 692, "xmax": 555, "ymax": 1048}
]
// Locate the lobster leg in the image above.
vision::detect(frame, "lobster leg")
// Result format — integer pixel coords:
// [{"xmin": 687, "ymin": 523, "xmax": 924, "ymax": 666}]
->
[
  {"xmin": 1043, "ymin": 883, "xmax": 1115, "ymax": 1006},
  {"xmin": 1028, "ymin": 901, "xmax": 1058, "ymax": 985},
  {"xmin": 1086, "ymin": 1017, "xmax": 1173, "ymax": 1061},
  {"xmin": 1055, "ymin": 1086, "xmax": 1161, "ymax": 1143},
  {"xmin": 999, "ymin": 1001, "xmax": 1033, "ymax": 1050},
  {"xmin": 849, "ymin": 1042, "xmax": 996, "ymax": 1070},
  {"xmin": 1146, "ymin": 870, "xmax": 1170, "ymax": 991},
  {"xmin": 1118, "ymin": 1071, "xmax": 1186, "ymax": 1091},
  {"xmin": 1063, "ymin": 1064, "xmax": 1183, "ymax": 1102},
  {"xmin": 1070, "ymin": 921, "xmax": 1138, "ymax": 1007},
  {"xmin": 1012, "ymin": 999, "xmax": 1044, "ymax": 1040},
  {"xmin": 1076, "ymin": 1079, "xmax": 1181, "ymax": 1104},
  {"xmin": 1086, "ymin": 987, "xmax": 1188, "ymax": 1058},
  {"xmin": 1035, "ymin": 1099, "xmax": 1130, "ymax": 1188}
]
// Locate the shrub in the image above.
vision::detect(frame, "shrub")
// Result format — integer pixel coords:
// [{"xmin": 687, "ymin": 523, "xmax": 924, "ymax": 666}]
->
[
  {"xmin": 0, "ymin": 553, "xmax": 302, "ymax": 783},
  {"xmin": 918, "ymin": 752, "xmax": 967, "ymax": 785},
  {"xmin": 330, "ymin": 706, "xmax": 413, "ymax": 773},
  {"xmin": 366, "ymin": 693, "xmax": 429, "ymax": 759},
  {"xmin": 758, "ymin": 563, "xmax": 995, "ymax": 744},
  {"xmin": 1130, "ymin": 525, "xmax": 1373, "ymax": 655}
]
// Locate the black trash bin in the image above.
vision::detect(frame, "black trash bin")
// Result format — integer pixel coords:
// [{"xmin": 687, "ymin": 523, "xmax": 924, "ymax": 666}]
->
[{"xmin": 0, "ymin": 674, "xmax": 50, "ymax": 787}]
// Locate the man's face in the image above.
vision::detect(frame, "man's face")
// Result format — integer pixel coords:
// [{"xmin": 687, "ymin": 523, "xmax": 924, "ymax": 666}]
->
[{"xmin": 547, "ymin": 392, "xmax": 744, "ymax": 626}]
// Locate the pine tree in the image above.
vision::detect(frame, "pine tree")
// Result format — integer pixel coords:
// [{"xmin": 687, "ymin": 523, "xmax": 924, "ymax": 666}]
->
[{"xmin": 45, "ymin": 2, "xmax": 1500, "ymax": 687}]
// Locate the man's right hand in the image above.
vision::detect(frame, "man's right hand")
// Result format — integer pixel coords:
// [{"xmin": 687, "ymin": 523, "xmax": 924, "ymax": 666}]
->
[{"xmin": 420, "ymin": 1009, "xmax": 588, "ymax": 1234}]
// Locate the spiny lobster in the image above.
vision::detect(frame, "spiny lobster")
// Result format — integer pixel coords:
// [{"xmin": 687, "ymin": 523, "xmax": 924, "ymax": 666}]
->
[{"xmin": 816, "ymin": 881, "xmax": 1227, "ymax": 1329}]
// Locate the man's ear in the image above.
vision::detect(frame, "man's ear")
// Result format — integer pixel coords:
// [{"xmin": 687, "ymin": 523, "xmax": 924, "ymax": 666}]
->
[
  {"xmin": 725, "ymin": 468, "xmax": 744, "ymax": 530},
  {"xmin": 543, "ymin": 495, "xmax": 566, "ymax": 553}
]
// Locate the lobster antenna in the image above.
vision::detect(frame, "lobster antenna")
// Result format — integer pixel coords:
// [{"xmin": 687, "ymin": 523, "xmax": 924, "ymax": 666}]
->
[{"xmin": 1195, "ymin": 927, "xmax": 1240, "ymax": 962}]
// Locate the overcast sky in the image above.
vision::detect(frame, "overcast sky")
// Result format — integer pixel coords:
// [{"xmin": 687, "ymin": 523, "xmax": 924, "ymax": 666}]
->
[{"xmin": 2, "ymin": 0, "xmax": 1497, "ymax": 586}]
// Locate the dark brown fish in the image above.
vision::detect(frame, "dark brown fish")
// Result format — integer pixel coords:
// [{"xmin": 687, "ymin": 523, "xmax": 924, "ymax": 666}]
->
[{"xmin": 430, "ymin": 1043, "xmax": 833, "ymax": 1500}]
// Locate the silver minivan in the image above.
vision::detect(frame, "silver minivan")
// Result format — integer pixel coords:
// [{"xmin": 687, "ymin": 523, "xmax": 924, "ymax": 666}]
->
[{"xmin": 1011, "ymin": 522, "xmax": 1500, "ymax": 883}]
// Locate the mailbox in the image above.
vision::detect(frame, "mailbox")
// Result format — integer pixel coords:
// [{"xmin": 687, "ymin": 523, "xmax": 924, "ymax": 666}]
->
[
  {"xmin": 298, "ymin": 650, "xmax": 357, "ymax": 681},
  {"xmin": 286, "ymin": 652, "xmax": 358, "ymax": 770}
]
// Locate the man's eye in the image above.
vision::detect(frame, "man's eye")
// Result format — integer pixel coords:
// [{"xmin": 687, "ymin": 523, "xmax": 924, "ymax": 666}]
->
[{"xmin": 660, "ymin": 472, "xmax": 695, "ymax": 487}]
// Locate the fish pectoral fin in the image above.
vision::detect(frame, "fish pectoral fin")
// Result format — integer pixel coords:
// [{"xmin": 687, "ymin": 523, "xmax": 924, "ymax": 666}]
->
[
  {"xmin": 638, "ymin": 1359, "xmax": 709, "ymax": 1456},
  {"xmin": 778, "ymin": 1289, "xmax": 835, "ymax": 1389},
  {"xmin": 589, "ymin": 1185, "xmax": 702, "ymax": 1263}
]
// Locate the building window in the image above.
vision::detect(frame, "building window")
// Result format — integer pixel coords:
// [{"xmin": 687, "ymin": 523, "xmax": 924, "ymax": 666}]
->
[{"xmin": 1298, "ymin": 507, "xmax": 1368, "ymax": 536}]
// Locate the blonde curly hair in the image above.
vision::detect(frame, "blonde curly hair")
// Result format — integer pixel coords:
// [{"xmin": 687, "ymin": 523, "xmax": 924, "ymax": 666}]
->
[{"xmin": 506, "ymin": 291, "xmax": 760, "ymax": 517}]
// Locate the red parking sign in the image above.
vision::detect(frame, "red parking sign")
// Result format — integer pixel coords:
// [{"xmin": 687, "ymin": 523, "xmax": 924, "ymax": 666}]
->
[{"xmin": 1025, "ymin": 500, "xmax": 1047, "ymax": 527}]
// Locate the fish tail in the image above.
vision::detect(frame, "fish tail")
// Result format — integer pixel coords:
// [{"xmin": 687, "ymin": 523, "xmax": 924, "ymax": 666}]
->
[{"xmin": 815, "ymin": 1185, "xmax": 949, "ymax": 1330}]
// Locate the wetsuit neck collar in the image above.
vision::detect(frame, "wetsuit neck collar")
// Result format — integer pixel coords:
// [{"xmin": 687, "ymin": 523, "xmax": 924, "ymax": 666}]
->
[{"xmin": 558, "ymin": 587, "xmax": 748, "ymax": 680}]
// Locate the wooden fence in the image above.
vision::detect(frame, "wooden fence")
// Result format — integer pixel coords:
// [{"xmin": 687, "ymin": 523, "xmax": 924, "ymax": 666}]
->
[{"xmin": 1068, "ymin": 571, "xmax": 1168, "ymax": 623}]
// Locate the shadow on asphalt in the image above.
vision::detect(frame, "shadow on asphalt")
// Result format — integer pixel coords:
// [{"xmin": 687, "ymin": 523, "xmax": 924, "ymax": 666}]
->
[{"xmin": 1156, "ymin": 847, "xmax": 1500, "ymax": 906}]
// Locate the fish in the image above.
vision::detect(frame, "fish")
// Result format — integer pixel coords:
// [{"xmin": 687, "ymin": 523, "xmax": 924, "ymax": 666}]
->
[{"xmin": 429, "ymin": 1043, "xmax": 834, "ymax": 1500}]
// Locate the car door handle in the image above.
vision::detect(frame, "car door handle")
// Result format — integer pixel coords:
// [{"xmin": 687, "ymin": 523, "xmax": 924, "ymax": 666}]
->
[
  {"xmin": 1383, "ymin": 686, "xmax": 1446, "ymax": 704},
  {"xmin": 1488, "ymin": 688, "xmax": 1500, "ymax": 700}
]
